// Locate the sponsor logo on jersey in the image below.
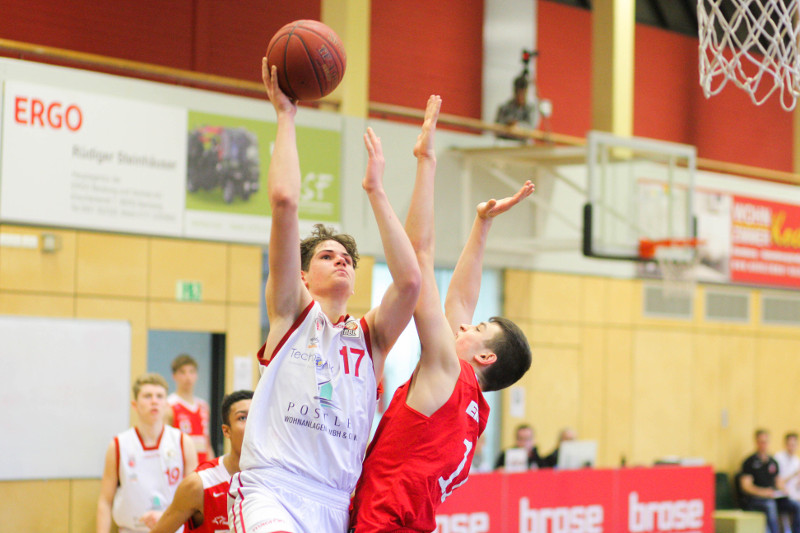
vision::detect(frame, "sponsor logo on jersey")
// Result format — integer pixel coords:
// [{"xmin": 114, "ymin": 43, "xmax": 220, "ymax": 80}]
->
[
  {"xmin": 314, "ymin": 355, "xmax": 339, "ymax": 410},
  {"xmin": 341, "ymin": 319, "xmax": 360, "ymax": 338},
  {"xmin": 315, "ymin": 316, "xmax": 325, "ymax": 331},
  {"xmin": 308, "ymin": 336, "xmax": 319, "ymax": 349},
  {"xmin": 212, "ymin": 515, "xmax": 227, "ymax": 525},
  {"xmin": 128, "ymin": 458, "xmax": 136, "ymax": 468}
]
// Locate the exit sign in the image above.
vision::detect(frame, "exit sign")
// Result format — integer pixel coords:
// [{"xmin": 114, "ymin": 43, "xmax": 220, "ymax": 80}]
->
[{"xmin": 175, "ymin": 280, "xmax": 202, "ymax": 302}]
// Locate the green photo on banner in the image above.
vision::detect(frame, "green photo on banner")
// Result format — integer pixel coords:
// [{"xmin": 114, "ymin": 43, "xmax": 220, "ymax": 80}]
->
[{"xmin": 185, "ymin": 111, "xmax": 341, "ymax": 223}]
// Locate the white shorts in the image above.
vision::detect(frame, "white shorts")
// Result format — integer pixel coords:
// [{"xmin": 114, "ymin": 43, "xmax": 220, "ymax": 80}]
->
[{"xmin": 228, "ymin": 468, "xmax": 350, "ymax": 533}]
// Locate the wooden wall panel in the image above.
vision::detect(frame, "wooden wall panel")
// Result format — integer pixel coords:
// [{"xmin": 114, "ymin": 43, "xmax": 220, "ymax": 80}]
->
[
  {"xmin": 755, "ymin": 337, "xmax": 800, "ymax": 438},
  {"xmin": 0, "ymin": 479, "xmax": 70, "ymax": 532},
  {"xmin": 504, "ymin": 269, "xmax": 533, "ymax": 322},
  {"xmin": 76, "ymin": 233, "xmax": 148, "ymax": 298},
  {"xmin": 0, "ymin": 292, "xmax": 73, "ymax": 317},
  {"xmin": 225, "ymin": 304, "xmax": 262, "ymax": 393},
  {"xmin": 148, "ymin": 239, "xmax": 228, "ymax": 302},
  {"xmin": 0, "ymin": 226, "xmax": 76, "ymax": 294},
  {"xmin": 70, "ymin": 479, "xmax": 102, "ymax": 533},
  {"xmin": 631, "ymin": 329, "xmax": 694, "ymax": 463},
  {"xmin": 602, "ymin": 327, "xmax": 633, "ymax": 467},
  {"xmin": 525, "ymin": 346, "xmax": 581, "ymax": 452},
  {"xmin": 148, "ymin": 301, "xmax": 227, "ymax": 332},
  {"xmin": 691, "ymin": 333, "xmax": 723, "ymax": 466},
  {"xmin": 719, "ymin": 335, "xmax": 757, "ymax": 472},
  {"xmin": 531, "ymin": 272, "xmax": 582, "ymax": 322},
  {"xmin": 227, "ymin": 245, "xmax": 262, "ymax": 305},
  {"xmin": 579, "ymin": 326, "xmax": 606, "ymax": 444}
]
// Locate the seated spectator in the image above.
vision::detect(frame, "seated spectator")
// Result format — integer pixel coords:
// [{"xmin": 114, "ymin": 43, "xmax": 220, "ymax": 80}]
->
[
  {"xmin": 775, "ymin": 432, "xmax": 800, "ymax": 502},
  {"xmin": 541, "ymin": 427, "xmax": 577, "ymax": 468},
  {"xmin": 739, "ymin": 429, "xmax": 800, "ymax": 533},
  {"xmin": 495, "ymin": 75, "xmax": 536, "ymax": 140},
  {"xmin": 495, "ymin": 423, "xmax": 541, "ymax": 471}
]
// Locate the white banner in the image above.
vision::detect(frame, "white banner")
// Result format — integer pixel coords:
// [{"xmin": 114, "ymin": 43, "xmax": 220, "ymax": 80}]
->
[{"xmin": 1, "ymin": 81, "xmax": 187, "ymax": 236}]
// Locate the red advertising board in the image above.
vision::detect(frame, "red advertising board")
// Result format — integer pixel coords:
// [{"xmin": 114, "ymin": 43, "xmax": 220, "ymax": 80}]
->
[
  {"xmin": 435, "ymin": 466, "xmax": 714, "ymax": 533},
  {"xmin": 730, "ymin": 195, "xmax": 800, "ymax": 288}
]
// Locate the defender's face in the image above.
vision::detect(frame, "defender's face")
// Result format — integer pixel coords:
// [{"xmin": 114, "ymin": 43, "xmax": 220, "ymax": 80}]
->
[
  {"xmin": 223, "ymin": 399, "xmax": 251, "ymax": 455},
  {"xmin": 303, "ymin": 240, "xmax": 355, "ymax": 294},
  {"xmin": 173, "ymin": 364, "xmax": 198, "ymax": 391},
  {"xmin": 133, "ymin": 384, "xmax": 167, "ymax": 423},
  {"xmin": 455, "ymin": 321, "xmax": 501, "ymax": 362}
]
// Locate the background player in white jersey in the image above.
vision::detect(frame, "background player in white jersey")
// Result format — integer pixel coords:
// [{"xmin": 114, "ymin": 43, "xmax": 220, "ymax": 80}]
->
[
  {"xmin": 97, "ymin": 373, "xmax": 198, "ymax": 533},
  {"xmin": 227, "ymin": 59, "xmax": 421, "ymax": 533},
  {"xmin": 166, "ymin": 354, "xmax": 214, "ymax": 463},
  {"xmin": 151, "ymin": 390, "xmax": 252, "ymax": 533}
]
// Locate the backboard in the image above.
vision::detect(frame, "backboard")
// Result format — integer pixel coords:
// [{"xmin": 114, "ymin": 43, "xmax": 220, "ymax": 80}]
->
[{"xmin": 582, "ymin": 131, "xmax": 698, "ymax": 261}]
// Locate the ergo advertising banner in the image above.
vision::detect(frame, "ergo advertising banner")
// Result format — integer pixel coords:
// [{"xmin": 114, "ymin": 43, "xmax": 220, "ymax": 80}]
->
[
  {"xmin": 0, "ymin": 80, "xmax": 341, "ymax": 244},
  {"xmin": 434, "ymin": 466, "xmax": 713, "ymax": 533}
]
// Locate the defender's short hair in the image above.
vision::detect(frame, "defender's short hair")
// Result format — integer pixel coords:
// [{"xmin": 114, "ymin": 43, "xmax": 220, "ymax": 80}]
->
[
  {"xmin": 221, "ymin": 390, "xmax": 254, "ymax": 426},
  {"xmin": 300, "ymin": 224, "xmax": 359, "ymax": 272},
  {"xmin": 132, "ymin": 373, "xmax": 168, "ymax": 399},
  {"xmin": 480, "ymin": 317, "xmax": 532, "ymax": 392},
  {"xmin": 171, "ymin": 354, "xmax": 198, "ymax": 374}
]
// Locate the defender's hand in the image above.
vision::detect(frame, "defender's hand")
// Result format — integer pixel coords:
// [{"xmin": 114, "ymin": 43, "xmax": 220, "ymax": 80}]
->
[{"xmin": 477, "ymin": 180, "xmax": 535, "ymax": 219}]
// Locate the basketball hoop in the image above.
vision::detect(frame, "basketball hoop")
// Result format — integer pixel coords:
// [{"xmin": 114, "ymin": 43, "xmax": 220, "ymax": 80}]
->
[
  {"xmin": 640, "ymin": 238, "xmax": 702, "ymax": 298},
  {"xmin": 698, "ymin": 0, "xmax": 800, "ymax": 111}
]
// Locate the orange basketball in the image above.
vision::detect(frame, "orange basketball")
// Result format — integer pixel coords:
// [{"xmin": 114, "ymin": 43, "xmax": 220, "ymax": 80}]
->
[{"xmin": 266, "ymin": 20, "xmax": 347, "ymax": 101}]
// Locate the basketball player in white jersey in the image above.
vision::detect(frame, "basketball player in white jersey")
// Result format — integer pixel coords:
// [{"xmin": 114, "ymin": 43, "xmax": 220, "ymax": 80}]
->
[
  {"xmin": 151, "ymin": 390, "xmax": 252, "ymax": 533},
  {"xmin": 227, "ymin": 60, "xmax": 421, "ymax": 533},
  {"xmin": 96, "ymin": 373, "xmax": 198, "ymax": 533}
]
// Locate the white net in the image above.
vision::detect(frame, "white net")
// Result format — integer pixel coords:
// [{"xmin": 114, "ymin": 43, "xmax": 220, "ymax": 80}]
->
[
  {"xmin": 698, "ymin": 0, "xmax": 800, "ymax": 110},
  {"xmin": 654, "ymin": 244, "xmax": 700, "ymax": 298}
]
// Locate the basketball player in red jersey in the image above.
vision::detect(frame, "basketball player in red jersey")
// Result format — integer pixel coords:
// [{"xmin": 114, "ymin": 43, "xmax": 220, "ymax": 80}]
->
[
  {"xmin": 150, "ymin": 390, "xmax": 252, "ymax": 533},
  {"xmin": 166, "ymin": 354, "xmax": 214, "ymax": 464},
  {"xmin": 350, "ymin": 96, "xmax": 534, "ymax": 532}
]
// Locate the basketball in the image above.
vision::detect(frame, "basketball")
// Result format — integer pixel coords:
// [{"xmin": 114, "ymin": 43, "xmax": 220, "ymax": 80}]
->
[{"xmin": 266, "ymin": 20, "xmax": 347, "ymax": 101}]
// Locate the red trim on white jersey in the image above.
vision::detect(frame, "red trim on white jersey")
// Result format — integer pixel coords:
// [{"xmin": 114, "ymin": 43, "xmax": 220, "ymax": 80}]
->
[
  {"xmin": 114, "ymin": 436, "xmax": 120, "ymax": 481},
  {"xmin": 256, "ymin": 300, "xmax": 315, "ymax": 367},
  {"xmin": 134, "ymin": 426, "xmax": 164, "ymax": 451}
]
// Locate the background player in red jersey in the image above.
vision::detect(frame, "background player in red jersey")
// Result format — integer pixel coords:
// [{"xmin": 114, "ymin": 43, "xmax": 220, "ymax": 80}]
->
[
  {"xmin": 350, "ymin": 95, "xmax": 533, "ymax": 532},
  {"xmin": 166, "ymin": 354, "xmax": 214, "ymax": 464},
  {"xmin": 150, "ymin": 390, "xmax": 252, "ymax": 533}
]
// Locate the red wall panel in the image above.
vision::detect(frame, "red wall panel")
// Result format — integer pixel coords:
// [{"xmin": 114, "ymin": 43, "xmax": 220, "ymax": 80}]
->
[
  {"xmin": 538, "ymin": 0, "xmax": 793, "ymax": 173},
  {"xmin": 0, "ymin": 0, "xmax": 196, "ymax": 68},
  {"xmin": 633, "ymin": 24, "xmax": 696, "ymax": 145},
  {"xmin": 536, "ymin": 0, "xmax": 592, "ymax": 139},
  {"xmin": 369, "ymin": 0, "xmax": 484, "ymax": 118},
  {"xmin": 193, "ymin": 1, "xmax": 320, "ymax": 82}
]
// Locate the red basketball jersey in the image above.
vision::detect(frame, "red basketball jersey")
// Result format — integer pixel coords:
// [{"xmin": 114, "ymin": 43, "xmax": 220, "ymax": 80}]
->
[
  {"xmin": 350, "ymin": 359, "xmax": 489, "ymax": 532},
  {"xmin": 186, "ymin": 457, "xmax": 231, "ymax": 533},
  {"xmin": 168, "ymin": 394, "xmax": 211, "ymax": 463}
]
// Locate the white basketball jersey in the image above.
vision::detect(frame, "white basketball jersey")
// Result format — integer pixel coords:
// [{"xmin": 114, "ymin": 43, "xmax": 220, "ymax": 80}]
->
[
  {"xmin": 112, "ymin": 426, "xmax": 185, "ymax": 532},
  {"xmin": 240, "ymin": 300, "xmax": 378, "ymax": 492}
]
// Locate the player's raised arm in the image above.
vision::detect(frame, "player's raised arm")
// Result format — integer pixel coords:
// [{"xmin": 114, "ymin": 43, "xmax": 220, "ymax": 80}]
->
[
  {"xmin": 362, "ymin": 127, "xmax": 421, "ymax": 371},
  {"xmin": 403, "ymin": 96, "xmax": 459, "ymax": 375},
  {"xmin": 443, "ymin": 181, "xmax": 534, "ymax": 333},
  {"xmin": 261, "ymin": 59, "xmax": 311, "ymax": 345}
]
